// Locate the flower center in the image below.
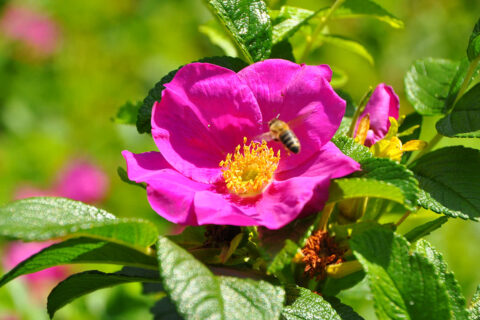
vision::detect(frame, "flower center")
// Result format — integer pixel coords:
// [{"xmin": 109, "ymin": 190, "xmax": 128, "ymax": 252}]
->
[{"xmin": 219, "ymin": 137, "xmax": 280, "ymax": 197}]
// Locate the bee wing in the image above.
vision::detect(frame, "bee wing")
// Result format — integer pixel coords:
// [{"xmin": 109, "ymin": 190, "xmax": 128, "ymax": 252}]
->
[
  {"xmin": 254, "ymin": 131, "xmax": 275, "ymax": 143},
  {"xmin": 287, "ymin": 106, "xmax": 317, "ymax": 129}
]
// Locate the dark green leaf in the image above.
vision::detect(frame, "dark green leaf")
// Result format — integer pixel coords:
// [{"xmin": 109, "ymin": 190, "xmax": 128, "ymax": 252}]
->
[
  {"xmin": 415, "ymin": 240, "xmax": 469, "ymax": 320},
  {"xmin": 325, "ymin": 0, "xmax": 404, "ymax": 29},
  {"xmin": 324, "ymin": 296, "xmax": 365, "ymax": 320},
  {"xmin": 410, "ymin": 146, "xmax": 480, "ymax": 220},
  {"xmin": 272, "ymin": 6, "xmax": 317, "ymax": 44},
  {"xmin": 319, "ymin": 35, "xmax": 374, "ymax": 65},
  {"xmin": 204, "ymin": 0, "xmax": 272, "ymax": 63},
  {"xmin": 404, "ymin": 216, "xmax": 449, "ymax": 242},
  {"xmin": 358, "ymin": 158, "xmax": 420, "ymax": 210},
  {"xmin": 270, "ymin": 40, "xmax": 295, "ymax": 61},
  {"xmin": 321, "ymin": 271, "xmax": 365, "ymax": 297},
  {"xmin": 117, "ymin": 166, "xmax": 146, "ymax": 189},
  {"xmin": 470, "ymin": 285, "xmax": 480, "ymax": 320},
  {"xmin": 350, "ymin": 228, "xmax": 452, "ymax": 320},
  {"xmin": 156, "ymin": 236, "xmax": 284, "ymax": 320},
  {"xmin": 0, "ymin": 197, "xmax": 158, "ymax": 249},
  {"xmin": 0, "ymin": 238, "xmax": 157, "ymax": 288},
  {"xmin": 332, "ymin": 136, "xmax": 373, "ymax": 163},
  {"xmin": 336, "ymin": 90, "xmax": 357, "ymax": 117},
  {"xmin": 267, "ymin": 239, "xmax": 298, "ymax": 280},
  {"xmin": 151, "ymin": 297, "xmax": 183, "ymax": 320},
  {"xmin": 436, "ymin": 83, "xmax": 480, "ymax": 137},
  {"xmin": 47, "ymin": 269, "xmax": 161, "ymax": 318},
  {"xmin": 281, "ymin": 285, "xmax": 362, "ymax": 320},
  {"xmin": 113, "ymin": 101, "xmax": 141, "ymax": 125},
  {"xmin": 405, "ymin": 58, "xmax": 459, "ymax": 115},
  {"xmin": 137, "ymin": 56, "xmax": 248, "ymax": 134},
  {"xmin": 467, "ymin": 18, "xmax": 480, "ymax": 61},
  {"xmin": 398, "ymin": 112, "xmax": 423, "ymax": 164}
]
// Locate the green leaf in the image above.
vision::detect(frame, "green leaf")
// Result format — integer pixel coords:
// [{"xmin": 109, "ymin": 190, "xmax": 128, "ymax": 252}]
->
[
  {"xmin": 137, "ymin": 56, "xmax": 248, "ymax": 134},
  {"xmin": 151, "ymin": 297, "xmax": 183, "ymax": 320},
  {"xmin": 467, "ymin": 18, "xmax": 480, "ymax": 61},
  {"xmin": 270, "ymin": 40, "xmax": 295, "ymax": 61},
  {"xmin": 0, "ymin": 197, "xmax": 158, "ymax": 249},
  {"xmin": 405, "ymin": 58, "xmax": 459, "ymax": 115},
  {"xmin": 470, "ymin": 285, "xmax": 480, "ymax": 320},
  {"xmin": 319, "ymin": 35, "xmax": 374, "ymax": 65},
  {"xmin": 410, "ymin": 146, "xmax": 480, "ymax": 220},
  {"xmin": 0, "ymin": 238, "xmax": 157, "ymax": 288},
  {"xmin": 47, "ymin": 268, "xmax": 161, "ymax": 318},
  {"xmin": 156, "ymin": 236, "xmax": 284, "ymax": 320},
  {"xmin": 436, "ymin": 82, "xmax": 480, "ymax": 137},
  {"xmin": 404, "ymin": 216, "xmax": 449, "ymax": 242},
  {"xmin": 358, "ymin": 158, "xmax": 420, "ymax": 210},
  {"xmin": 332, "ymin": 136, "xmax": 373, "ymax": 163},
  {"xmin": 204, "ymin": 0, "xmax": 272, "ymax": 63},
  {"xmin": 324, "ymin": 296, "xmax": 365, "ymax": 320},
  {"xmin": 271, "ymin": 6, "xmax": 317, "ymax": 44},
  {"xmin": 350, "ymin": 228, "xmax": 452, "ymax": 320},
  {"xmin": 398, "ymin": 112, "xmax": 423, "ymax": 164},
  {"xmin": 336, "ymin": 90, "xmax": 357, "ymax": 117},
  {"xmin": 415, "ymin": 240, "xmax": 469, "ymax": 320},
  {"xmin": 267, "ymin": 239, "xmax": 299, "ymax": 280},
  {"xmin": 328, "ymin": 178, "xmax": 406, "ymax": 207},
  {"xmin": 281, "ymin": 285, "xmax": 362, "ymax": 320},
  {"xmin": 199, "ymin": 20, "xmax": 238, "ymax": 57},
  {"xmin": 117, "ymin": 166, "xmax": 146, "ymax": 189},
  {"xmin": 113, "ymin": 101, "xmax": 141, "ymax": 125},
  {"xmin": 327, "ymin": 0, "xmax": 404, "ymax": 29},
  {"xmin": 321, "ymin": 271, "xmax": 365, "ymax": 297},
  {"xmin": 331, "ymin": 66, "xmax": 349, "ymax": 88}
]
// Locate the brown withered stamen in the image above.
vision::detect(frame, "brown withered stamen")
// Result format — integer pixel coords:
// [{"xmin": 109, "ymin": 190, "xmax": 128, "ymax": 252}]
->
[
  {"xmin": 204, "ymin": 225, "xmax": 241, "ymax": 248},
  {"xmin": 302, "ymin": 230, "xmax": 345, "ymax": 280}
]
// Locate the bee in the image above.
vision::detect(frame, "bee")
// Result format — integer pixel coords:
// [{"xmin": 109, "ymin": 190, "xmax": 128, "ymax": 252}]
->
[{"xmin": 267, "ymin": 118, "xmax": 301, "ymax": 154}]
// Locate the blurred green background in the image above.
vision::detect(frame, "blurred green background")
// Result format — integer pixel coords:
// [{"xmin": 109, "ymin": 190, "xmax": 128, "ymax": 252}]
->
[{"xmin": 0, "ymin": 0, "xmax": 479, "ymax": 319}]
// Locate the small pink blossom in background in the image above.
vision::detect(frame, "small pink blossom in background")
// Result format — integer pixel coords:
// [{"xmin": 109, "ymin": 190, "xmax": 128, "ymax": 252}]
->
[
  {"xmin": 123, "ymin": 59, "xmax": 360, "ymax": 229},
  {"xmin": 354, "ymin": 84, "xmax": 400, "ymax": 147},
  {"xmin": 0, "ymin": 5, "xmax": 60, "ymax": 56},
  {"xmin": 13, "ymin": 158, "xmax": 109, "ymax": 203}
]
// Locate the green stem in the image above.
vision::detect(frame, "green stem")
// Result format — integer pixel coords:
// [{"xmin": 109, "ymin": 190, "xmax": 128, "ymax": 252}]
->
[
  {"xmin": 318, "ymin": 203, "xmax": 335, "ymax": 231},
  {"xmin": 347, "ymin": 87, "xmax": 373, "ymax": 137},
  {"xmin": 299, "ymin": 0, "xmax": 345, "ymax": 63},
  {"xmin": 451, "ymin": 56, "xmax": 480, "ymax": 110},
  {"xmin": 395, "ymin": 210, "xmax": 411, "ymax": 227},
  {"xmin": 409, "ymin": 132, "xmax": 443, "ymax": 163}
]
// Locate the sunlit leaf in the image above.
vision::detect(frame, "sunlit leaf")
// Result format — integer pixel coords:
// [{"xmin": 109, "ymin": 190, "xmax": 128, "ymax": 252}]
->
[
  {"xmin": 199, "ymin": 20, "xmax": 238, "ymax": 57},
  {"xmin": 404, "ymin": 216, "xmax": 448, "ymax": 242},
  {"xmin": 271, "ymin": 6, "xmax": 317, "ymax": 44},
  {"xmin": 319, "ymin": 35, "xmax": 374, "ymax": 65},
  {"xmin": 467, "ymin": 18, "xmax": 480, "ymax": 61}
]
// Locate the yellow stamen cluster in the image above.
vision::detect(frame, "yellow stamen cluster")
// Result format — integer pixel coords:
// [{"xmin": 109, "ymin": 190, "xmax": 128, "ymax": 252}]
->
[{"xmin": 219, "ymin": 137, "xmax": 280, "ymax": 197}]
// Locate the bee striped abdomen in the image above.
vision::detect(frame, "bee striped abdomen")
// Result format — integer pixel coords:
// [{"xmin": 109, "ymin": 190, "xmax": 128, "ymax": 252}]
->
[{"xmin": 279, "ymin": 130, "xmax": 300, "ymax": 154}]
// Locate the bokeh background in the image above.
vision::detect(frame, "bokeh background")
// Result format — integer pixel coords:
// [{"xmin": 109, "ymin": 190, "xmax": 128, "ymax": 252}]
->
[{"xmin": 0, "ymin": 0, "xmax": 479, "ymax": 319}]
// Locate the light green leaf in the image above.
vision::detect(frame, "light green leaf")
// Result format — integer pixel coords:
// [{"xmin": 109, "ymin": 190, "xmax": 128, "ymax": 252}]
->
[
  {"xmin": 327, "ymin": 0, "xmax": 403, "ymax": 28},
  {"xmin": 358, "ymin": 158, "xmax": 420, "ymax": 210},
  {"xmin": 113, "ymin": 101, "xmax": 141, "ymax": 125},
  {"xmin": 436, "ymin": 83, "xmax": 480, "ymax": 137},
  {"xmin": 204, "ymin": 0, "xmax": 272, "ymax": 63},
  {"xmin": 467, "ymin": 18, "xmax": 480, "ymax": 61},
  {"xmin": 271, "ymin": 6, "xmax": 317, "ymax": 44},
  {"xmin": 0, "ymin": 197, "xmax": 158, "ymax": 249},
  {"xmin": 470, "ymin": 285, "xmax": 480, "ymax": 320},
  {"xmin": 319, "ymin": 35, "xmax": 374, "ymax": 65},
  {"xmin": 350, "ymin": 228, "xmax": 452, "ymax": 320},
  {"xmin": 281, "ymin": 285, "xmax": 363, "ymax": 320},
  {"xmin": 156, "ymin": 236, "xmax": 284, "ymax": 320},
  {"xmin": 199, "ymin": 20, "xmax": 238, "ymax": 57},
  {"xmin": 331, "ymin": 67, "xmax": 349, "ymax": 88},
  {"xmin": 0, "ymin": 238, "xmax": 157, "ymax": 288},
  {"xmin": 415, "ymin": 240, "xmax": 469, "ymax": 320},
  {"xmin": 410, "ymin": 146, "xmax": 480, "ymax": 220},
  {"xmin": 47, "ymin": 268, "xmax": 161, "ymax": 319},
  {"xmin": 404, "ymin": 216, "xmax": 449, "ymax": 242},
  {"xmin": 137, "ymin": 56, "xmax": 248, "ymax": 134},
  {"xmin": 405, "ymin": 58, "xmax": 459, "ymax": 115},
  {"xmin": 332, "ymin": 136, "xmax": 373, "ymax": 163}
]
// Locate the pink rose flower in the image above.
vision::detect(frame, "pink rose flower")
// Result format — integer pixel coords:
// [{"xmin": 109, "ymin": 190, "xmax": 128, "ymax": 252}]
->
[
  {"xmin": 123, "ymin": 59, "xmax": 359, "ymax": 229},
  {"xmin": 54, "ymin": 159, "xmax": 109, "ymax": 204},
  {"xmin": 0, "ymin": 5, "xmax": 60, "ymax": 56},
  {"xmin": 354, "ymin": 84, "xmax": 400, "ymax": 147}
]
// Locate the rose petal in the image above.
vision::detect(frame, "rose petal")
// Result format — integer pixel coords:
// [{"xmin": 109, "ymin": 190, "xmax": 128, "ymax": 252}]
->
[
  {"xmin": 237, "ymin": 59, "xmax": 345, "ymax": 172},
  {"xmin": 356, "ymin": 83, "xmax": 400, "ymax": 147},
  {"xmin": 122, "ymin": 150, "xmax": 209, "ymax": 225},
  {"xmin": 151, "ymin": 63, "xmax": 262, "ymax": 183}
]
